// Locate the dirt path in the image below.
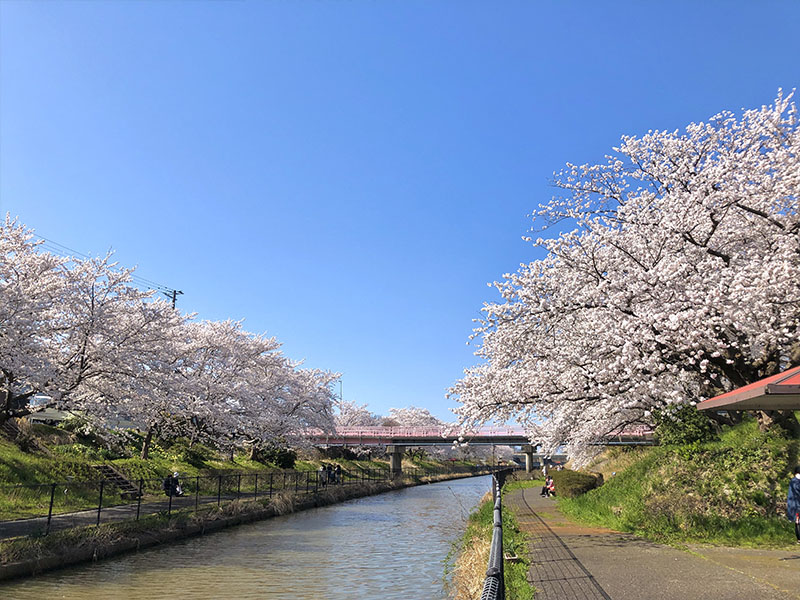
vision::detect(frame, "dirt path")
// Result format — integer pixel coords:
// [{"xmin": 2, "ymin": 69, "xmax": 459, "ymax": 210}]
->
[{"xmin": 505, "ymin": 487, "xmax": 800, "ymax": 600}]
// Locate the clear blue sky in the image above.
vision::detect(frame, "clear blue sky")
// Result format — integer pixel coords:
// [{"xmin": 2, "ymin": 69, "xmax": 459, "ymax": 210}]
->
[{"xmin": 2, "ymin": 1, "xmax": 798, "ymax": 421}]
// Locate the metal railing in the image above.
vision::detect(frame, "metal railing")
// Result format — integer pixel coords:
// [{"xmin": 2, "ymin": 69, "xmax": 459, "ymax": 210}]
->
[
  {"xmin": 480, "ymin": 469, "xmax": 514, "ymax": 600},
  {"xmin": 0, "ymin": 464, "xmax": 505, "ymax": 541}
]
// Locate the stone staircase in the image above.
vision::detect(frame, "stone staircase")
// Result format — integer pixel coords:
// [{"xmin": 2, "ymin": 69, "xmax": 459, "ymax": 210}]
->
[
  {"xmin": 92, "ymin": 464, "xmax": 141, "ymax": 499},
  {"xmin": 0, "ymin": 417, "xmax": 52, "ymax": 455},
  {"xmin": 0, "ymin": 418, "xmax": 21, "ymax": 440}
]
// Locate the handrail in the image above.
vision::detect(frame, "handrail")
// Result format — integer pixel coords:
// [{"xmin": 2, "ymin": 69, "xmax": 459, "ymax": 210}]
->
[
  {"xmin": 480, "ymin": 469, "xmax": 514, "ymax": 600},
  {"xmin": 309, "ymin": 426, "xmax": 530, "ymax": 438}
]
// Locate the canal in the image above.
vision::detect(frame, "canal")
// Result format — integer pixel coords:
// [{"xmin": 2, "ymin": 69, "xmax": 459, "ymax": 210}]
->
[{"xmin": 2, "ymin": 475, "xmax": 491, "ymax": 599}]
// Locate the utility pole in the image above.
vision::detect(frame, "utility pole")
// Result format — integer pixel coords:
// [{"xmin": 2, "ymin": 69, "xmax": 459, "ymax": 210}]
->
[{"xmin": 166, "ymin": 289, "xmax": 183, "ymax": 309}]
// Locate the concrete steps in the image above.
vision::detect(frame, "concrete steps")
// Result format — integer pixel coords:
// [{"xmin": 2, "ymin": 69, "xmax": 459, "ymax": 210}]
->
[{"xmin": 92, "ymin": 464, "xmax": 141, "ymax": 499}]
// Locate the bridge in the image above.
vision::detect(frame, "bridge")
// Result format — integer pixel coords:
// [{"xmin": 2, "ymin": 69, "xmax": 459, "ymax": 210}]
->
[
  {"xmin": 308, "ymin": 425, "xmax": 654, "ymax": 474},
  {"xmin": 312, "ymin": 426, "xmax": 530, "ymax": 446},
  {"xmin": 308, "ymin": 426, "xmax": 537, "ymax": 474}
]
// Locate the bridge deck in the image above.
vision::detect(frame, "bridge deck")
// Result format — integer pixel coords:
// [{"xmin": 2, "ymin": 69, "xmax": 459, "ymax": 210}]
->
[{"xmin": 308, "ymin": 425, "xmax": 653, "ymax": 447}]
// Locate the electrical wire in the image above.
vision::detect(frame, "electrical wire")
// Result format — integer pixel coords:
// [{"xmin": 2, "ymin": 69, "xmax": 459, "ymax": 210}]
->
[{"xmin": 33, "ymin": 233, "xmax": 177, "ymax": 295}]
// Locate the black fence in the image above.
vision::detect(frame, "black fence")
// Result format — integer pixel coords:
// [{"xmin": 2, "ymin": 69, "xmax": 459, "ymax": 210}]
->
[{"xmin": 0, "ymin": 465, "xmax": 504, "ymax": 541}]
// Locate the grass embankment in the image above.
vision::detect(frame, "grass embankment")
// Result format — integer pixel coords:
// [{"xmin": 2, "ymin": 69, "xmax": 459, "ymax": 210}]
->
[
  {"xmin": 449, "ymin": 489, "xmax": 532, "ymax": 600},
  {"xmin": 0, "ymin": 422, "xmax": 468, "ymax": 520},
  {"xmin": 1, "ymin": 424, "xmax": 394, "ymax": 484},
  {"xmin": 559, "ymin": 418, "xmax": 799, "ymax": 547}
]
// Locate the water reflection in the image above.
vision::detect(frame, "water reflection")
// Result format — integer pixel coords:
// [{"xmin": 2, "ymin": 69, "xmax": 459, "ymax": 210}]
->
[{"xmin": 2, "ymin": 475, "xmax": 490, "ymax": 599}]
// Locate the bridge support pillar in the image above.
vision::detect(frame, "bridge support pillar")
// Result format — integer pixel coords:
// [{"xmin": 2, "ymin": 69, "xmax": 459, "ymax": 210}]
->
[
  {"xmin": 387, "ymin": 445, "xmax": 404, "ymax": 476},
  {"xmin": 522, "ymin": 445, "xmax": 536, "ymax": 473}
]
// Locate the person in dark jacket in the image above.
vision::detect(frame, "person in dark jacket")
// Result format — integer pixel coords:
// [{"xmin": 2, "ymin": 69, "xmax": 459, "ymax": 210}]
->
[
  {"xmin": 163, "ymin": 472, "xmax": 183, "ymax": 497},
  {"xmin": 787, "ymin": 465, "xmax": 800, "ymax": 543}
]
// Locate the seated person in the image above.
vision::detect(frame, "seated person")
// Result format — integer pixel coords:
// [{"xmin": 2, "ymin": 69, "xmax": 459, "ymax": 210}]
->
[{"xmin": 540, "ymin": 475, "xmax": 554, "ymax": 497}]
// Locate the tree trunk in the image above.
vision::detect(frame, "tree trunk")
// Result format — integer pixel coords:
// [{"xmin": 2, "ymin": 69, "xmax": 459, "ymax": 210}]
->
[
  {"xmin": 707, "ymin": 410, "xmax": 742, "ymax": 428},
  {"xmin": 140, "ymin": 427, "xmax": 153, "ymax": 460},
  {"xmin": 756, "ymin": 410, "xmax": 800, "ymax": 436}
]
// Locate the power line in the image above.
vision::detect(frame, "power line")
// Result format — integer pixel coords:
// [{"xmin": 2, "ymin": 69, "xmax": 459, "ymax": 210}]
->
[{"xmin": 33, "ymin": 233, "xmax": 184, "ymax": 305}]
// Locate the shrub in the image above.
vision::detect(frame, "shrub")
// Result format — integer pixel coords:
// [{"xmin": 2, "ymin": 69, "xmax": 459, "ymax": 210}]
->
[
  {"xmin": 261, "ymin": 446, "xmax": 297, "ymax": 469},
  {"xmin": 316, "ymin": 446, "xmax": 358, "ymax": 460},
  {"xmin": 653, "ymin": 404, "xmax": 717, "ymax": 445},
  {"xmin": 551, "ymin": 469, "xmax": 601, "ymax": 498},
  {"xmin": 51, "ymin": 442, "xmax": 113, "ymax": 461},
  {"xmin": 165, "ymin": 440, "xmax": 216, "ymax": 467}
]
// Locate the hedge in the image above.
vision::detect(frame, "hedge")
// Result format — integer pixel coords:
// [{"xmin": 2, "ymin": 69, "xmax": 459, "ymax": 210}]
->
[{"xmin": 551, "ymin": 469, "xmax": 601, "ymax": 498}]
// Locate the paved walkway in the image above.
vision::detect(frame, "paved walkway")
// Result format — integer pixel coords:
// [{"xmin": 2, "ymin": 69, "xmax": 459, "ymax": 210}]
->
[
  {"xmin": 505, "ymin": 487, "xmax": 800, "ymax": 600},
  {"xmin": 0, "ymin": 494, "xmax": 245, "ymax": 540}
]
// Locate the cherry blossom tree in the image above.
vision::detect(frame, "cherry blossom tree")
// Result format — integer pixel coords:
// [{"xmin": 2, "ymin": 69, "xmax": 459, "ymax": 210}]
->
[
  {"xmin": 1, "ymin": 219, "xmax": 177, "ymax": 427},
  {"xmin": 250, "ymin": 366, "xmax": 338, "ymax": 447},
  {"xmin": 1, "ymin": 219, "xmax": 339, "ymax": 459},
  {"xmin": 0, "ymin": 217, "xmax": 66, "ymax": 423},
  {"xmin": 451, "ymin": 91, "xmax": 800, "ymax": 464},
  {"xmin": 388, "ymin": 405, "xmax": 444, "ymax": 427},
  {"xmin": 333, "ymin": 399, "xmax": 382, "ymax": 427},
  {"xmin": 54, "ymin": 256, "xmax": 181, "ymax": 419}
]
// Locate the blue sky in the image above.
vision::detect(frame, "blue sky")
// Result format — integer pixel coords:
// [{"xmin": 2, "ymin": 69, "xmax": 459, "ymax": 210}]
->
[{"xmin": 2, "ymin": 1, "xmax": 798, "ymax": 421}]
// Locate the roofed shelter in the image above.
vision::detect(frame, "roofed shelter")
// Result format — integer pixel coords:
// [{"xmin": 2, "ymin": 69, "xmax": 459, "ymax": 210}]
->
[{"xmin": 697, "ymin": 365, "xmax": 800, "ymax": 411}]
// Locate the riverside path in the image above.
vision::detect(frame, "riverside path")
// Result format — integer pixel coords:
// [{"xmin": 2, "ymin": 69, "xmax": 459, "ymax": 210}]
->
[{"xmin": 505, "ymin": 487, "xmax": 800, "ymax": 600}]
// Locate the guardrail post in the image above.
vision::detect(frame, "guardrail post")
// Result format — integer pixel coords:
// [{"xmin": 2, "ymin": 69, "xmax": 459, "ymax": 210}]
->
[
  {"xmin": 254, "ymin": 473, "xmax": 259, "ymax": 500},
  {"xmin": 45, "ymin": 482, "xmax": 56, "ymax": 535},
  {"xmin": 97, "ymin": 479, "xmax": 104, "ymax": 526},
  {"xmin": 237, "ymin": 473, "xmax": 242, "ymax": 499},
  {"xmin": 195, "ymin": 475, "xmax": 200, "ymax": 513},
  {"xmin": 294, "ymin": 471, "xmax": 299, "ymax": 493},
  {"xmin": 217, "ymin": 475, "xmax": 222, "ymax": 506},
  {"xmin": 269, "ymin": 472, "xmax": 274, "ymax": 497}
]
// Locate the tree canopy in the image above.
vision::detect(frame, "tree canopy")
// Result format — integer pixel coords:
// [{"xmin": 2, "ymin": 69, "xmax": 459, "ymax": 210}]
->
[
  {"xmin": 0, "ymin": 217, "xmax": 339, "ymax": 457},
  {"xmin": 450, "ymin": 91, "xmax": 800, "ymax": 464}
]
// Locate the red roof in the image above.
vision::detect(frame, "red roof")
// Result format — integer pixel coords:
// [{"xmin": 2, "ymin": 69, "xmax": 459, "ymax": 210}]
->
[{"xmin": 697, "ymin": 364, "xmax": 800, "ymax": 411}]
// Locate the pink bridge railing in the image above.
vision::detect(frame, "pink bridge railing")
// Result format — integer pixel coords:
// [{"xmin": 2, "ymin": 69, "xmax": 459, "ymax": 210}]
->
[
  {"xmin": 307, "ymin": 426, "xmax": 529, "ymax": 440},
  {"xmin": 306, "ymin": 424, "xmax": 653, "ymax": 442}
]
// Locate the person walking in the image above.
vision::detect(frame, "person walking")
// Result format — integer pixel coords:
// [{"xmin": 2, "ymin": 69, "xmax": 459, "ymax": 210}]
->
[{"xmin": 787, "ymin": 466, "xmax": 800, "ymax": 543}]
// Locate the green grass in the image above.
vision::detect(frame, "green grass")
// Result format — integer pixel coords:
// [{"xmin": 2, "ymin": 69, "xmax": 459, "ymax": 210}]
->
[
  {"xmin": 558, "ymin": 418, "xmax": 799, "ymax": 548},
  {"xmin": 451, "ymin": 489, "xmax": 533, "ymax": 600},
  {"xmin": 504, "ymin": 478, "xmax": 545, "ymax": 493},
  {"xmin": 0, "ymin": 426, "xmax": 481, "ymax": 521}
]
